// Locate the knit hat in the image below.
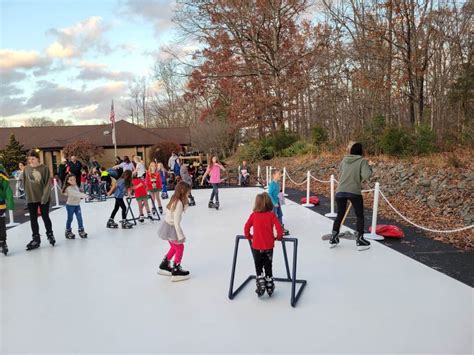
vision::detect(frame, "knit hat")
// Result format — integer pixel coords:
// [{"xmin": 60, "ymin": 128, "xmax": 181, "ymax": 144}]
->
[{"xmin": 350, "ymin": 143, "xmax": 363, "ymax": 156}]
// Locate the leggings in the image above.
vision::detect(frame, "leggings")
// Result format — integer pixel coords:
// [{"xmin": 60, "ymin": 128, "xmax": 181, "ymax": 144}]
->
[
  {"xmin": 110, "ymin": 198, "xmax": 127, "ymax": 220},
  {"xmin": 252, "ymin": 248, "xmax": 273, "ymax": 277},
  {"xmin": 0, "ymin": 215, "xmax": 6, "ymax": 242},
  {"xmin": 28, "ymin": 201, "xmax": 53, "ymax": 238},
  {"xmin": 210, "ymin": 183, "xmax": 219, "ymax": 202},
  {"xmin": 166, "ymin": 241, "xmax": 185, "ymax": 265},
  {"xmin": 332, "ymin": 195, "xmax": 365, "ymax": 235}
]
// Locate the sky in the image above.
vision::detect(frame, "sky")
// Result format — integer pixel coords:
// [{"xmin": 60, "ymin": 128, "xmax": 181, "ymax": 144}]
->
[{"xmin": 0, "ymin": 0, "xmax": 193, "ymax": 126}]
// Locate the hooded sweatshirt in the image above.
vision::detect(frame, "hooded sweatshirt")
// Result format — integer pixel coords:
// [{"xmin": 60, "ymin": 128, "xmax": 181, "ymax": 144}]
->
[{"xmin": 336, "ymin": 155, "xmax": 372, "ymax": 195}]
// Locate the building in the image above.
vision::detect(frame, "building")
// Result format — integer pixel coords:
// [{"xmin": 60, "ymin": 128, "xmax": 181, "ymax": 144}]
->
[{"xmin": 0, "ymin": 120, "xmax": 190, "ymax": 173}]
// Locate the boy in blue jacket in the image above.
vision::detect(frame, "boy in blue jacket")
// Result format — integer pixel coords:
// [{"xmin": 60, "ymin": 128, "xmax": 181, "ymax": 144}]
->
[{"xmin": 268, "ymin": 169, "xmax": 290, "ymax": 236}]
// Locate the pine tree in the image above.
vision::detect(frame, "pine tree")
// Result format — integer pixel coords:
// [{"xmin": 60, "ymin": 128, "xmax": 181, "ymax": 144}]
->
[{"xmin": 0, "ymin": 134, "xmax": 26, "ymax": 175}]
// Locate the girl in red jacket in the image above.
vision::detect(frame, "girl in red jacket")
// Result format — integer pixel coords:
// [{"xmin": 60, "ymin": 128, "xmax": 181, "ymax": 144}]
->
[
  {"xmin": 132, "ymin": 177, "xmax": 152, "ymax": 222},
  {"xmin": 145, "ymin": 162, "xmax": 163, "ymax": 215},
  {"xmin": 244, "ymin": 192, "xmax": 283, "ymax": 297}
]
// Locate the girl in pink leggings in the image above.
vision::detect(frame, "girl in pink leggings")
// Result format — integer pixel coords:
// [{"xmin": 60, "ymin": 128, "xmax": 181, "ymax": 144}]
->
[{"xmin": 158, "ymin": 181, "xmax": 191, "ymax": 282}]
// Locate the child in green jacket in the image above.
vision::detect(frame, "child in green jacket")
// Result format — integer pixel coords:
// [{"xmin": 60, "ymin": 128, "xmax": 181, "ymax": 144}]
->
[{"xmin": 0, "ymin": 164, "xmax": 14, "ymax": 256}]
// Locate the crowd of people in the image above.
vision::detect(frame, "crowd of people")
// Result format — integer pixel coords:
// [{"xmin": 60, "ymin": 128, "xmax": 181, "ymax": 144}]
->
[{"xmin": 0, "ymin": 143, "xmax": 373, "ymax": 295}]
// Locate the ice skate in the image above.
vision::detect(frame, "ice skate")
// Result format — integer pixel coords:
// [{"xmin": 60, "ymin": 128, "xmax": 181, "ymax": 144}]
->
[
  {"xmin": 265, "ymin": 276, "xmax": 275, "ymax": 296},
  {"xmin": 46, "ymin": 232, "xmax": 56, "ymax": 246},
  {"xmin": 255, "ymin": 275, "xmax": 266, "ymax": 297},
  {"xmin": 329, "ymin": 231, "xmax": 339, "ymax": 248},
  {"xmin": 356, "ymin": 232, "xmax": 370, "ymax": 251},
  {"xmin": 171, "ymin": 264, "xmax": 190, "ymax": 282},
  {"xmin": 107, "ymin": 218, "xmax": 118, "ymax": 228},
  {"xmin": 147, "ymin": 213, "xmax": 153, "ymax": 221},
  {"xmin": 0, "ymin": 241, "xmax": 8, "ymax": 256},
  {"xmin": 208, "ymin": 201, "xmax": 215, "ymax": 209},
  {"xmin": 121, "ymin": 220, "xmax": 133, "ymax": 229},
  {"xmin": 158, "ymin": 206, "xmax": 163, "ymax": 214},
  {"xmin": 26, "ymin": 236, "xmax": 41, "ymax": 251},
  {"xmin": 65, "ymin": 229, "xmax": 75, "ymax": 239},
  {"xmin": 157, "ymin": 257, "xmax": 173, "ymax": 276},
  {"xmin": 214, "ymin": 201, "xmax": 219, "ymax": 210},
  {"xmin": 78, "ymin": 228, "xmax": 88, "ymax": 239},
  {"xmin": 139, "ymin": 214, "xmax": 145, "ymax": 223}
]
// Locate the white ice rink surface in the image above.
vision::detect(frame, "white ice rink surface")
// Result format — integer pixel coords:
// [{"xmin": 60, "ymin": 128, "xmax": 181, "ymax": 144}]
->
[{"xmin": 1, "ymin": 187, "xmax": 472, "ymax": 354}]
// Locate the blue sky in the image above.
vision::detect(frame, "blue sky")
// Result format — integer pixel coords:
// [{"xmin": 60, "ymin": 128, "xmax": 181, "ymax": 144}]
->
[{"xmin": 0, "ymin": 0, "xmax": 192, "ymax": 126}]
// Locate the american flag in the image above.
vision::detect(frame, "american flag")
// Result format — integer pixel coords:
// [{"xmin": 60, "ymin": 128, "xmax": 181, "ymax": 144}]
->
[{"xmin": 110, "ymin": 100, "xmax": 115, "ymax": 128}]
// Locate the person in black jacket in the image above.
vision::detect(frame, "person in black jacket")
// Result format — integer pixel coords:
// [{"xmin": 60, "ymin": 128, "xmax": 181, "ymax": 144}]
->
[
  {"xmin": 57, "ymin": 158, "xmax": 68, "ymax": 185},
  {"xmin": 67, "ymin": 156, "xmax": 83, "ymax": 187}
]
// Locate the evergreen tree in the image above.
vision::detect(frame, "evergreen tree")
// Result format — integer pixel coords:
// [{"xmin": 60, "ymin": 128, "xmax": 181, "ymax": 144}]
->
[{"xmin": 0, "ymin": 134, "xmax": 26, "ymax": 175}]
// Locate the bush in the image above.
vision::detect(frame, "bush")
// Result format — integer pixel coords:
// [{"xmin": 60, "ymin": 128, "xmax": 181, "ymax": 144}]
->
[
  {"xmin": 236, "ymin": 141, "xmax": 274, "ymax": 162},
  {"xmin": 357, "ymin": 115, "xmax": 386, "ymax": 154},
  {"xmin": 265, "ymin": 130, "xmax": 299, "ymax": 153},
  {"xmin": 413, "ymin": 124, "xmax": 436, "ymax": 154},
  {"xmin": 150, "ymin": 142, "xmax": 182, "ymax": 168},
  {"xmin": 311, "ymin": 125, "xmax": 328, "ymax": 147},
  {"xmin": 63, "ymin": 140, "xmax": 103, "ymax": 163},
  {"xmin": 281, "ymin": 141, "xmax": 312, "ymax": 157},
  {"xmin": 379, "ymin": 127, "xmax": 411, "ymax": 156}
]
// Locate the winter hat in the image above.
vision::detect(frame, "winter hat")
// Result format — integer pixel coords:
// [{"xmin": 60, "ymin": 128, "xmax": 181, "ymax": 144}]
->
[{"xmin": 350, "ymin": 143, "xmax": 363, "ymax": 156}]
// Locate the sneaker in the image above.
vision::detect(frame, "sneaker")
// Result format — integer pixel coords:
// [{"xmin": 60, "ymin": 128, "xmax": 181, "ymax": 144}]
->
[
  {"xmin": 158, "ymin": 257, "xmax": 173, "ymax": 276},
  {"xmin": 171, "ymin": 264, "xmax": 190, "ymax": 282},
  {"xmin": 329, "ymin": 231, "xmax": 339, "ymax": 248},
  {"xmin": 356, "ymin": 232, "xmax": 371, "ymax": 251}
]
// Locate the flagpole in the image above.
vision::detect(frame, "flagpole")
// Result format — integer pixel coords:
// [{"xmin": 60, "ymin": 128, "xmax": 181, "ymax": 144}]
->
[{"xmin": 111, "ymin": 99, "xmax": 117, "ymax": 157}]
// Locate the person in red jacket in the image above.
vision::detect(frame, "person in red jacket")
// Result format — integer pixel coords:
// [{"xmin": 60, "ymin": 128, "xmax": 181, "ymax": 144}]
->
[
  {"xmin": 132, "ymin": 177, "xmax": 152, "ymax": 222},
  {"xmin": 145, "ymin": 162, "xmax": 163, "ymax": 215},
  {"xmin": 244, "ymin": 192, "xmax": 283, "ymax": 297}
]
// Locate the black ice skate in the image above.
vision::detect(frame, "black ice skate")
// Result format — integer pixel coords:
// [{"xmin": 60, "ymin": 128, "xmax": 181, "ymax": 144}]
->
[
  {"xmin": 121, "ymin": 220, "xmax": 133, "ymax": 229},
  {"xmin": 157, "ymin": 257, "xmax": 173, "ymax": 276},
  {"xmin": 78, "ymin": 228, "xmax": 88, "ymax": 239},
  {"xmin": 0, "ymin": 241, "xmax": 8, "ymax": 256},
  {"xmin": 65, "ymin": 229, "xmax": 75, "ymax": 239},
  {"xmin": 265, "ymin": 276, "xmax": 275, "ymax": 296},
  {"xmin": 189, "ymin": 196, "xmax": 196, "ymax": 206},
  {"xmin": 46, "ymin": 232, "xmax": 56, "ymax": 246},
  {"xmin": 356, "ymin": 232, "xmax": 371, "ymax": 251},
  {"xmin": 329, "ymin": 231, "xmax": 339, "ymax": 248},
  {"xmin": 208, "ymin": 201, "xmax": 215, "ymax": 209},
  {"xmin": 139, "ymin": 215, "xmax": 145, "ymax": 223},
  {"xmin": 152, "ymin": 207, "xmax": 157, "ymax": 215},
  {"xmin": 26, "ymin": 236, "xmax": 41, "ymax": 251},
  {"xmin": 282, "ymin": 225, "xmax": 290, "ymax": 236},
  {"xmin": 214, "ymin": 201, "xmax": 219, "ymax": 210},
  {"xmin": 171, "ymin": 264, "xmax": 190, "ymax": 282},
  {"xmin": 107, "ymin": 218, "xmax": 118, "ymax": 228},
  {"xmin": 255, "ymin": 275, "xmax": 266, "ymax": 297}
]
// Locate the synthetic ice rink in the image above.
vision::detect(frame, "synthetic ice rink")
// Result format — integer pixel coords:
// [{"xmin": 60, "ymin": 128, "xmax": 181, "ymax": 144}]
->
[{"xmin": 1, "ymin": 187, "xmax": 472, "ymax": 354}]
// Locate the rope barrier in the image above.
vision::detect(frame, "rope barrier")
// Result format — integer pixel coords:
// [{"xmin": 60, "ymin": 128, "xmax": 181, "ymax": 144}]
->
[
  {"xmin": 309, "ymin": 174, "xmax": 331, "ymax": 184},
  {"xmin": 284, "ymin": 170, "xmax": 307, "ymax": 186},
  {"xmin": 379, "ymin": 190, "xmax": 474, "ymax": 234}
]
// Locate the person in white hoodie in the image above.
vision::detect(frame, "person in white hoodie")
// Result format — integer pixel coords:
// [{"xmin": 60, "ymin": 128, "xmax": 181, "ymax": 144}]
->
[
  {"xmin": 157, "ymin": 181, "xmax": 191, "ymax": 282},
  {"xmin": 62, "ymin": 174, "xmax": 89, "ymax": 239}
]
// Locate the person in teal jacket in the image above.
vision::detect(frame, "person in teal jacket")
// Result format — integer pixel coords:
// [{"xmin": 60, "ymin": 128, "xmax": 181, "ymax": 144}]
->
[
  {"xmin": 0, "ymin": 164, "xmax": 14, "ymax": 255},
  {"xmin": 268, "ymin": 168, "xmax": 289, "ymax": 235}
]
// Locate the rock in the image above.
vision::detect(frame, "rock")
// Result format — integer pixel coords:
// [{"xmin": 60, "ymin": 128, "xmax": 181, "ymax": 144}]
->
[
  {"xmin": 463, "ymin": 215, "xmax": 474, "ymax": 225},
  {"xmin": 418, "ymin": 179, "xmax": 431, "ymax": 187}
]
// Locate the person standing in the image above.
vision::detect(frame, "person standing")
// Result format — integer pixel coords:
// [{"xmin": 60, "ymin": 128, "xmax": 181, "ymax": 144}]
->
[
  {"xmin": 57, "ymin": 158, "xmax": 68, "ymax": 185},
  {"xmin": 24, "ymin": 149, "xmax": 56, "ymax": 250},
  {"xmin": 201, "ymin": 156, "xmax": 226, "ymax": 209},
  {"xmin": 168, "ymin": 152, "xmax": 178, "ymax": 171},
  {"xmin": 328, "ymin": 142, "xmax": 374, "ymax": 251},
  {"xmin": 0, "ymin": 164, "xmax": 14, "ymax": 255},
  {"xmin": 67, "ymin": 155, "xmax": 83, "ymax": 188},
  {"xmin": 133, "ymin": 156, "xmax": 146, "ymax": 179}
]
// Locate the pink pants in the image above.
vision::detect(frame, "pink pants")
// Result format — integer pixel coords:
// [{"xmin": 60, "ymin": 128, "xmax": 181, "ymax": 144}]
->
[{"xmin": 166, "ymin": 242, "xmax": 185, "ymax": 265}]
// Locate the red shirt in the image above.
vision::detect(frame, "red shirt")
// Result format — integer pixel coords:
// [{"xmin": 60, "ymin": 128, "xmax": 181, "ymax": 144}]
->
[
  {"xmin": 132, "ymin": 178, "xmax": 147, "ymax": 198},
  {"xmin": 145, "ymin": 171, "xmax": 162, "ymax": 190},
  {"xmin": 244, "ymin": 211, "xmax": 283, "ymax": 250}
]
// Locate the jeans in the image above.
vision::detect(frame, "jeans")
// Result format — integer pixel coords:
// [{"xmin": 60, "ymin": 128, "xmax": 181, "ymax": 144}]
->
[
  {"xmin": 110, "ymin": 198, "xmax": 127, "ymax": 220},
  {"xmin": 273, "ymin": 205, "xmax": 283, "ymax": 225},
  {"xmin": 28, "ymin": 201, "xmax": 53, "ymax": 237},
  {"xmin": 166, "ymin": 241, "xmax": 185, "ymax": 265},
  {"xmin": 66, "ymin": 204, "xmax": 84, "ymax": 230},
  {"xmin": 332, "ymin": 194, "xmax": 365, "ymax": 235},
  {"xmin": 252, "ymin": 248, "xmax": 273, "ymax": 277},
  {"xmin": 210, "ymin": 183, "xmax": 219, "ymax": 202}
]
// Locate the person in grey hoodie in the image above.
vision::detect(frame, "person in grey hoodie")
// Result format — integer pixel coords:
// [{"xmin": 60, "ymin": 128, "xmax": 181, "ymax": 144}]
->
[
  {"xmin": 329, "ymin": 143, "xmax": 374, "ymax": 251},
  {"xmin": 180, "ymin": 165, "xmax": 195, "ymax": 206}
]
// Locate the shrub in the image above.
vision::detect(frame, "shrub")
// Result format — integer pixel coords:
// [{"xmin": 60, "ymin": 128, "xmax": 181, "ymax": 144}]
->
[
  {"xmin": 150, "ymin": 142, "xmax": 182, "ymax": 168},
  {"xmin": 379, "ymin": 126, "xmax": 411, "ymax": 156},
  {"xmin": 267, "ymin": 130, "xmax": 299, "ymax": 153},
  {"xmin": 63, "ymin": 140, "xmax": 103, "ymax": 163},
  {"xmin": 281, "ymin": 141, "xmax": 312, "ymax": 157},
  {"xmin": 413, "ymin": 124, "xmax": 436, "ymax": 154},
  {"xmin": 311, "ymin": 125, "xmax": 328, "ymax": 147},
  {"xmin": 236, "ymin": 141, "xmax": 274, "ymax": 162},
  {"xmin": 357, "ymin": 115, "xmax": 386, "ymax": 154}
]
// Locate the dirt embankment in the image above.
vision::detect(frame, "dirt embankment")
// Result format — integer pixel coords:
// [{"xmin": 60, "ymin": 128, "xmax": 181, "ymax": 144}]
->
[{"xmin": 228, "ymin": 150, "xmax": 474, "ymax": 250}]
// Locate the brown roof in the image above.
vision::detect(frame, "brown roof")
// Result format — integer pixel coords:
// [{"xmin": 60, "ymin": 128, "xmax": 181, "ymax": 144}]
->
[{"xmin": 0, "ymin": 120, "xmax": 191, "ymax": 150}]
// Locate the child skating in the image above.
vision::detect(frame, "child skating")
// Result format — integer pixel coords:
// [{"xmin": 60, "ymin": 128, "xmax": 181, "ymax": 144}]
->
[
  {"xmin": 132, "ymin": 176, "xmax": 153, "ymax": 222},
  {"xmin": 145, "ymin": 162, "xmax": 163, "ymax": 214},
  {"xmin": 158, "ymin": 162, "xmax": 169, "ymax": 199},
  {"xmin": 62, "ymin": 174, "xmax": 88, "ymax": 239},
  {"xmin": 157, "ymin": 181, "xmax": 191, "ymax": 282},
  {"xmin": 0, "ymin": 164, "xmax": 14, "ymax": 255},
  {"xmin": 106, "ymin": 170, "xmax": 134, "ymax": 229},
  {"xmin": 268, "ymin": 168, "xmax": 290, "ymax": 235},
  {"xmin": 180, "ymin": 165, "xmax": 196, "ymax": 206},
  {"xmin": 201, "ymin": 155, "xmax": 225, "ymax": 209},
  {"xmin": 244, "ymin": 192, "xmax": 283, "ymax": 297}
]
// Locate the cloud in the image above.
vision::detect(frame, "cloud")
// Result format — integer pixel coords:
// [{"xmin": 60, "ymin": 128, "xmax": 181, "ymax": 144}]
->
[
  {"xmin": 0, "ymin": 96, "xmax": 28, "ymax": 116},
  {"xmin": 0, "ymin": 69, "xmax": 27, "ymax": 84},
  {"xmin": 75, "ymin": 61, "xmax": 134, "ymax": 81},
  {"xmin": 119, "ymin": 0, "xmax": 176, "ymax": 36},
  {"xmin": 46, "ymin": 16, "xmax": 112, "ymax": 59},
  {"xmin": 0, "ymin": 49, "xmax": 50, "ymax": 70}
]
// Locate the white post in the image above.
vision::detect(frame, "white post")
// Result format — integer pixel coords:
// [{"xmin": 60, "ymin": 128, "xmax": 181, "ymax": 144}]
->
[
  {"xmin": 325, "ymin": 174, "xmax": 337, "ymax": 217},
  {"xmin": 6, "ymin": 209, "xmax": 19, "ymax": 228},
  {"xmin": 302, "ymin": 171, "xmax": 314, "ymax": 207},
  {"xmin": 256, "ymin": 165, "xmax": 262, "ymax": 186},
  {"xmin": 282, "ymin": 167, "xmax": 288, "ymax": 196},
  {"xmin": 364, "ymin": 182, "xmax": 384, "ymax": 240},
  {"xmin": 52, "ymin": 178, "xmax": 61, "ymax": 209},
  {"xmin": 14, "ymin": 180, "xmax": 20, "ymax": 198},
  {"xmin": 238, "ymin": 165, "xmax": 241, "ymax": 186},
  {"xmin": 265, "ymin": 166, "xmax": 269, "ymax": 189}
]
